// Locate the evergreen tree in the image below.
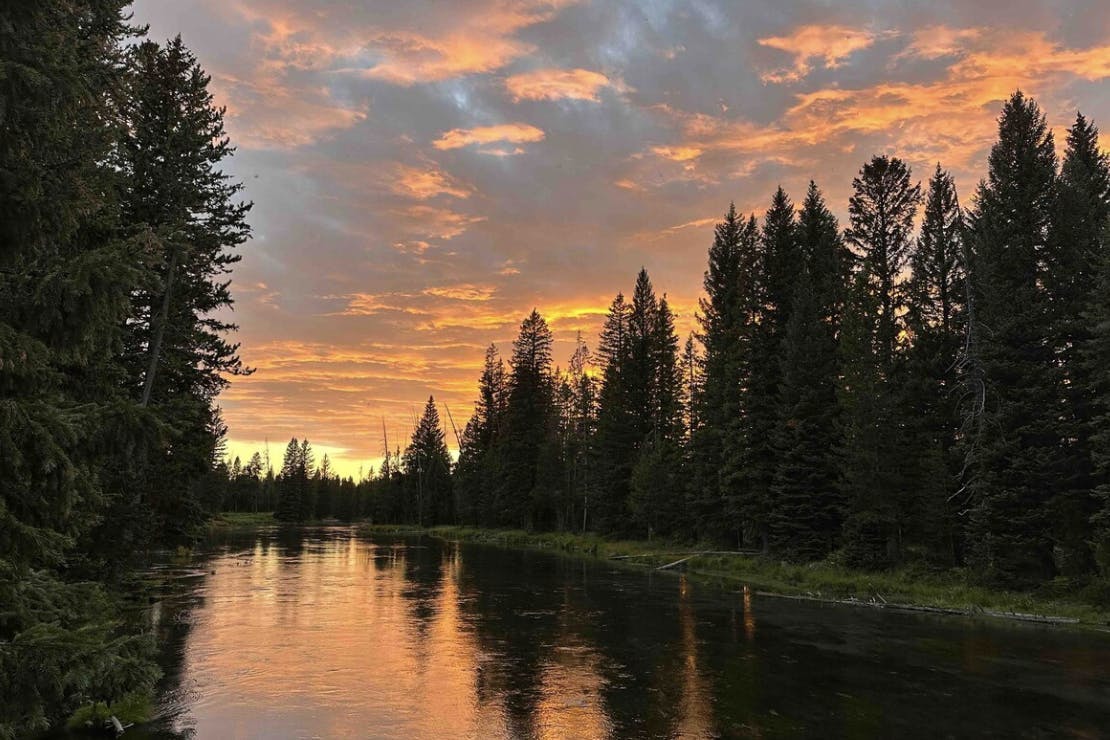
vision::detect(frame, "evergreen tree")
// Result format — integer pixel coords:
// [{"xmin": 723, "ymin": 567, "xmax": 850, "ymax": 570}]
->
[
  {"xmin": 299, "ymin": 439, "xmax": 316, "ymax": 521},
  {"xmin": 275, "ymin": 437, "xmax": 305, "ymax": 522},
  {"xmin": 1088, "ymin": 222, "xmax": 1110, "ymax": 575},
  {"xmin": 563, "ymin": 334, "xmax": 598, "ymax": 532},
  {"xmin": 840, "ymin": 155, "xmax": 921, "ymax": 567},
  {"xmin": 109, "ymin": 36, "xmax": 251, "ymax": 542},
  {"xmin": 1050, "ymin": 114, "xmax": 1110, "ymax": 574},
  {"xmin": 689, "ymin": 206, "xmax": 758, "ymax": 542},
  {"xmin": 629, "ymin": 291, "xmax": 685, "ymax": 538},
  {"xmin": 903, "ymin": 165, "xmax": 967, "ymax": 563},
  {"xmin": 766, "ymin": 182, "xmax": 847, "ymax": 559},
  {"xmin": 497, "ymin": 311, "xmax": 555, "ymax": 528},
  {"xmin": 593, "ymin": 293, "xmax": 636, "ymax": 531},
  {"xmin": 961, "ymin": 91, "xmax": 1061, "ymax": 585},
  {"xmin": 0, "ymin": 3, "xmax": 161, "ymax": 733},
  {"xmin": 404, "ymin": 397, "xmax": 453, "ymax": 526},
  {"xmin": 797, "ymin": 181, "xmax": 851, "ymax": 332},
  {"xmin": 770, "ymin": 267, "xmax": 843, "ymax": 559},
  {"xmin": 727, "ymin": 188, "xmax": 794, "ymax": 549},
  {"xmin": 455, "ymin": 345, "xmax": 507, "ymax": 524}
]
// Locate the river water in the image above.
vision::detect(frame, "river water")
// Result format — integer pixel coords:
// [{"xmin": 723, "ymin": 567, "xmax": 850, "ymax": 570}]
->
[{"xmin": 122, "ymin": 526, "xmax": 1109, "ymax": 738}]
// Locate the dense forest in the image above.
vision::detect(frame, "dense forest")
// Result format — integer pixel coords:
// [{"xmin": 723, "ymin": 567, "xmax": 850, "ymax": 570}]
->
[
  {"xmin": 226, "ymin": 90, "xmax": 1110, "ymax": 596},
  {"xmin": 1, "ymin": 3, "xmax": 249, "ymax": 736}
]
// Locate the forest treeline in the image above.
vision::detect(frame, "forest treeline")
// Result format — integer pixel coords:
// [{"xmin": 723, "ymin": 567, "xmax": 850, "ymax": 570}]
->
[
  {"xmin": 2, "ymin": 3, "xmax": 249, "ymax": 736},
  {"xmin": 227, "ymin": 89, "xmax": 1110, "ymax": 597}
]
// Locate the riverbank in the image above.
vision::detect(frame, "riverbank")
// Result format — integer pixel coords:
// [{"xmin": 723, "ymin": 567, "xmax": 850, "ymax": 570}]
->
[
  {"xmin": 208, "ymin": 515, "xmax": 1110, "ymax": 626},
  {"xmin": 357, "ymin": 523, "xmax": 1110, "ymax": 628}
]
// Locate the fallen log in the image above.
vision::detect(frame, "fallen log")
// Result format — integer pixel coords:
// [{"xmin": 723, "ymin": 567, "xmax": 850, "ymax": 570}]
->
[{"xmin": 657, "ymin": 555, "xmax": 697, "ymax": 571}]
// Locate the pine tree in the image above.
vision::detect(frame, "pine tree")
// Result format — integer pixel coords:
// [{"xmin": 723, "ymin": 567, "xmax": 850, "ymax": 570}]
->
[
  {"xmin": 840, "ymin": 155, "xmax": 921, "ymax": 567},
  {"xmin": 797, "ymin": 181, "xmax": 851, "ymax": 332},
  {"xmin": 903, "ymin": 165, "xmax": 967, "ymax": 563},
  {"xmin": 1088, "ymin": 224, "xmax": 1110, "ymax": 575},
  {"xmin": 497, "ymin": 310, "xmax": 555, "ymax": 528},
  {"xmin": 564, "ymin": 334, "xmax": 597, "ymax": 532},
  {"xmin": 766, "ymin": 182, "xmax": 847, "ymax": 559},
  {"xmin": 111, "ymin": 36, "xmax": 251, "ymax": 542},
  {"xmin": 961, "ymin": 91, "xmax": 1061, "ymax": 585},
  {"xmin": 1049, "ymin": 114, "xmax": 1110, "ymax": 574},
  {"xmin": 629, "ymin": 291, "xmax": 685, "ymax": 538},
  {"xmin": 276, "ymin": 438, "xmax": 304, "ymax": 522},
  {"xmin": 404, "ymin": 397, "xmax": 454, "ymax": 526},
  {"xmin": 299, "ymin": 439, "xmax": 316, "ymax": 521},
  {"xmin": 455, "ymin": 344, "xmax": 507, "ymax": 524},
  {"xmin": 0, "ymin": 3, "xmax": 161, "ymax": 733},
  {"xmin": 770, "ymin": 267, "xmax": 842, "ymax": 559},
  {"xmin": 593, "ymin": 293, "xmax": 636, "ymax": 531},
  {"xmin": 727, "ymin": 188, "xmax": 794, "ymax": 550},
  {"xmin": 689, "ymin": 205, "xmax": 758, "ymax": 542}
]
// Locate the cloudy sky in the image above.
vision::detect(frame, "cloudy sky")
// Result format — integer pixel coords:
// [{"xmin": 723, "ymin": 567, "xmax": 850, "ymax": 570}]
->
[{"xmin": 132, "ymin": 0, "xmax": 1110, "ymax": 477}]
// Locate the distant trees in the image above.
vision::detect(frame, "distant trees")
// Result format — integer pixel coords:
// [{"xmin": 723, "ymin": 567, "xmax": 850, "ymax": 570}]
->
[{"xmin": 276, "ymin": 438, "xmax": 314, "ymax": 522}]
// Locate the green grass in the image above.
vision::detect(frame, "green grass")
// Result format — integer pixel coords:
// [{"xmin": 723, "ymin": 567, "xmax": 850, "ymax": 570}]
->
[
  {"xmin": 359, "ymin": 524, "xmax": 1110, "ymax": 627},
  {"xmin": 67, "ymin": 692, "xmax": 153, "ymax": 732},
  {"xmin": 208, "ymin": 511, "xmax": 280, "ymax": 528}
]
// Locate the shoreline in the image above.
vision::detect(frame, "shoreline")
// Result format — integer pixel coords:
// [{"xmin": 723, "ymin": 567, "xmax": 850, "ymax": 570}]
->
[{"xmin": 210, "ymin": 513, "xmax": 1110, "ymax": 629}]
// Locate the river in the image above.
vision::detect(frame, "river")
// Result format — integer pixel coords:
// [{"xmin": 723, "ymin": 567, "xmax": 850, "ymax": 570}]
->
[{"xmin": 117, "ymin": 526, "xmax": 1109, "ymax": 738}]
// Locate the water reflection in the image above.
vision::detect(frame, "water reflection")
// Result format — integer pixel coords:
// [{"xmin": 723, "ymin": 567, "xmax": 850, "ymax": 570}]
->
[{"xmin": 119, "ymin": 527, "xmax": 1110, "ymax": 739}]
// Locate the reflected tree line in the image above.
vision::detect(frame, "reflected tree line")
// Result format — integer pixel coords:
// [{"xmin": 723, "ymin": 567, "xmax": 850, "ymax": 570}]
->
[
  {"xmin": 148, "ymin": 529, "xmax": 765, "ymax": 737},
  {"xmin": 224, "ymin": 90, "xmax": 1110, "ymax": 595},
  {"xmin": 150, "ymin": 529, "xmax": 1108, "ymax": 737}
]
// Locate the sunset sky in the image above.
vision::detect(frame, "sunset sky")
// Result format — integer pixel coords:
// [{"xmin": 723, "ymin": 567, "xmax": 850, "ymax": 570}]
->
[{"xmin": 132, "ymin": 0, "xmax": 1110, "ymax": 478}]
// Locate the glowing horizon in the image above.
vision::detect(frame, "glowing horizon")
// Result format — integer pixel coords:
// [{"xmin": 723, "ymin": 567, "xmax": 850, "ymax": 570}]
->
[{"xmin": 133, "ymin": 0, "xmax": 1110, "ymax": 479}]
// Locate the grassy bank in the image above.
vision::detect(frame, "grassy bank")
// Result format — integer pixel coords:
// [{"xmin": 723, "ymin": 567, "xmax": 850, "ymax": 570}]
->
[
  {"xmin": 208, "ymin": 511, "xmax": 283, "ymax": 528},
  {"xmin": 359, "ymin": 524, "xmax": 1110, "ymax": 627}
]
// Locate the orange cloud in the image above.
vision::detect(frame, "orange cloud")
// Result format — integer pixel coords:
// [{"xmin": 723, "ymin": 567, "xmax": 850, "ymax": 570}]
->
[
  {"xmin": 505, "ymin": 68, "xmax": 617, "ymax": 101},
  {"xmin": 651, "ymin": 145, "xmax": 704, "ymax": 162},
  {"xmin": 395, "ymin": 205, "xmax": 487, "ymax": 240},
  {"xmin": 432, "ymin": 123, "xmax": 546, "ymax": 152},
  {"xmin": 391, "ymin": 163, "xmax": 473, "ymax": 200},
  {"xmin": 758, "ymin": 24, "xmax": 883, "ymax": 83},
  {"xmin": 895, "ymin": 25, "xmax": 982, "ymax": 61},
  {"xmin": 423, "ymin": 284, "xmax": 497, "ymax": 301},
  {"xmin": 210, "ymin": 71, "xmax": 366, "ymax": 149},
  {"xmin": 642, "ymin": 28, "xmax": 1110, "ymax": 184},
  {"xmin": 354, "ymin": 1, "xmax": 583, "ymax": 85}
]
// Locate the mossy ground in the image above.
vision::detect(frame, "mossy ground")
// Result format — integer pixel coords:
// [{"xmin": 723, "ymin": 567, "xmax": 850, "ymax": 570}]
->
[{"xmin": 66, "ymin": 692, "xmax": 152, "ymax": 733}]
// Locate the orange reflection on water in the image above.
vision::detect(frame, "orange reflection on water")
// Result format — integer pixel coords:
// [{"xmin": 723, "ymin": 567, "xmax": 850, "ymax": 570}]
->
[
  {"xmin": 743, "ymin": 585, "xmax": 756, "ymax": 641},
  {"xmin": 171, "ymin": 530, "xmax": 630, "ymax": 738},
  {"xmin": 177, "ymin": 533, "xmax": 498, "ymax": 738},
  {"xmin": 675, "ymin": 575, "xmax": 716, "ymax": 739}
]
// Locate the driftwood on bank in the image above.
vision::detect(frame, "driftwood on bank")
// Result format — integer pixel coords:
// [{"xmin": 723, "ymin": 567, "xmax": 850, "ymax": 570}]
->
[
  {"xmin": 609, "ymin": 550, "xmax": 761, "ymax": 561},
  {"xmin": 657, "ymin": 555, "xmax": 697, "ymax": 571},
  {"xmin": 751, "ymin": 590, "xmax": 1080, "ymax": 624}
]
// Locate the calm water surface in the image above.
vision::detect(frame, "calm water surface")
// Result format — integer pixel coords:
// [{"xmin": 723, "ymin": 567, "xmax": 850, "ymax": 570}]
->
[{"xmin": 123, "ymin": 526, "xmax": 1110, "ymax": 738}]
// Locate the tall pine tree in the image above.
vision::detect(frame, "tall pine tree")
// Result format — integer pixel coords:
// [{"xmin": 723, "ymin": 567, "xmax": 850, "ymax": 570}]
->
[
  {"xmin": 961, "ymin": 91, "xmax": 1061, "ymax": 585},
  {"xmin": 689, "ymin": 206, "xmax": 759, "ymax": 543},
  {"xmin": 903, "ymin": 165, "xmax": 967, "ymax": 563},
  {"xmin": 840, "ymin": 155, "xmax": 921, "ymax": 567}
]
